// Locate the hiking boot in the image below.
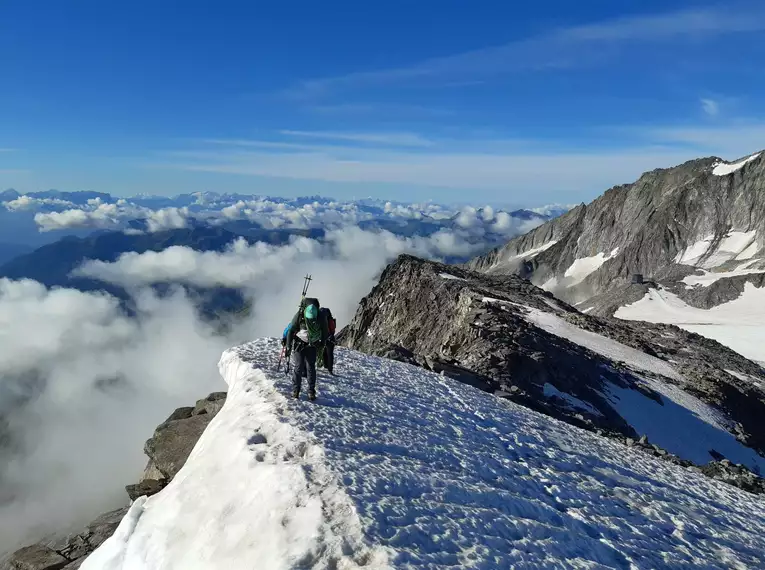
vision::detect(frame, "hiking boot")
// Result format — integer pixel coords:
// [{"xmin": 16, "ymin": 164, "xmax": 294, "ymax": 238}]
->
[
  {"xmin": 292, "ymin": 388, "xmax": 300, "ymax": 399},
  {"xmin": 308, "ymin": 390, "xmax": 317, "ymax": 401}
]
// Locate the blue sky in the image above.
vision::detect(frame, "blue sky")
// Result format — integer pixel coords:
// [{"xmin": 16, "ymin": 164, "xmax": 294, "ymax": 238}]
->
[{"xmin": 2, "ymin": 0, "xmax": 765, "ymax": 206}]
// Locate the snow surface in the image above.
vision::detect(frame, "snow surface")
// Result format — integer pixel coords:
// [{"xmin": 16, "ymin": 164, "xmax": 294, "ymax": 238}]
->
[
  {"xmin": 682, "ymin": 260, "xmax": 763, "ymax": 287},
  {"xmin": 511, "ymin": 303, "xmax": 682, "ymax": 381},
  {"xmin": 541, "ymin": 276, "xmax": 558, "ymax": 291},
  {"xmin": 700, "ymin": 231, "xmax": 757, "ymax": 269},
  {"xmin": 438, "ymin": 273, "xmax": 465, "ymax": 281},
  {"xmin": 563, "ymin": 248, "xmax": 619, "ymax": 286},
  {"xmin": 615, "ymin": 285, "xmax": 765, "ymax": 365},
  {"xmin": 674, "ymin": 231, "xmax": 760, "ymax": 269},
  {"xmin": 83, "ymin": 339, "xmax": 765, "ymax": 569},
  {"xmin": 712, "ymin": 153, "xmax": 760, "ymax": 176},
  {"xmin": 675, "ymin": 235, "xmax": 714, "ymax": 266},
  {"xmin": 543, "ymin": 383, "xmax": 603, "ymax": 417},
  {"xmin": 491, "ymin": 301, "xmax": 765, "ymax": 469},
  {"xmin": 508, "ymin": 239, "xmax": 558, "ymax": 261},
  {"xmin": 735, "ymin": 239, "xmax": 760, "ymax": 260},
  {"xmin": 724, "ymin": 369, "xmax": 761, "ymax": 387}
]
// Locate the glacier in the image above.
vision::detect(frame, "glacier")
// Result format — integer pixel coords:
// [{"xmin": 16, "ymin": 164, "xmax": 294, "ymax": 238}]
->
[{"xmin": 83, "ymin": 339, "xmax": 765, "ymax": 569}]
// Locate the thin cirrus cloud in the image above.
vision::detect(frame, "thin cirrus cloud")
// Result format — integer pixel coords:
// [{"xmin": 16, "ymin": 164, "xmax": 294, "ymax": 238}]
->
[
  {"xmin": 287, "ymin": 6, "xmax": 765, "ymax": 99},
  {"xmin": 162, "ymin": 121, "xmax": 765, "ymax": 198},
  {"xmin": 279, "ymin": 130, "xmax": 435, "ymax": 147},
  {"xmin": 701, "ymin": 99, "xmax": 720, "ymax": 117}
]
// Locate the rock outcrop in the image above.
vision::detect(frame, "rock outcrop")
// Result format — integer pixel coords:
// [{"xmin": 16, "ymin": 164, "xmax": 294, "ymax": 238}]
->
[
  {"xmin": 339, "ymin": 254, "xmax": 765, "ymax": 488},
  {"xmin": 468, "ymin": 152, "xmax": 765, "ymax": 310},
  {"xmin": 2, "ymin": 392, "xmax": 227, "ymax": 569}
]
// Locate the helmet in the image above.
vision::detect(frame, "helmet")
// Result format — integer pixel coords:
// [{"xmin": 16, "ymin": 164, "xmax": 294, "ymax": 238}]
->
[{"xmin": 304, "ymin": 304, "xmax": 318, "ymax": 320}]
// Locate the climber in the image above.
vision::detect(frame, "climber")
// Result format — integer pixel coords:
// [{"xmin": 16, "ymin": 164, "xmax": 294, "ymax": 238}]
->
[
  {"xmin": 284, "ymin": 297, "xmax": 329, "ymax": 400},
  {"xmin": 319, "ymin": 306, "xmax": 337, "ymax": 375}
]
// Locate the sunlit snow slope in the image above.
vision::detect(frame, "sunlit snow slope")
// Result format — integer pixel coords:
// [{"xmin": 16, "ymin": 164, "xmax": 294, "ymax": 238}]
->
[
  {"xmin": 616, "ymin": 286, "xmax": 765, "ymax": 364},
  {"xmin": 84, "ymin": 339, "xmax": 765, "ymax": 569}
]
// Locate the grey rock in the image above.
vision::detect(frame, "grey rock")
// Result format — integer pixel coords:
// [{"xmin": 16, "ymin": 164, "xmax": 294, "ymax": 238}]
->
[
  {"xmin": 43, "ymin": 506, "xmax": 128, "ymax": 564},
  {"xmin": 7, "ymin": 544, "xmax": 67, "ymax": 570},
  {"xmin": 125, "ymin": 478, "xmax": 167, "ymax": 501},
  {"xmin": 192, "ymin": 392, "xmax": 227, "ymax": 416},
  {"xmin": 701, "ymin": 460, "xmax": 765, "ymax": 494},
  {"xmin": 639, "ymin": 435, "xmax": 649, "ymax": 445},
  {"xmin": 144, "ymin": 412, "xmax": 212, "ymax": 481},
  {"xmin": 468, "ymin": 152, "xmax": 765, "ymax": 311},
  {"xmin": 161, "ymin": 406, "xmax": 194, "ymax": 424},
  {"xmin": 141, "ymin": 392, "xmax": 226, "ymax": 482}
]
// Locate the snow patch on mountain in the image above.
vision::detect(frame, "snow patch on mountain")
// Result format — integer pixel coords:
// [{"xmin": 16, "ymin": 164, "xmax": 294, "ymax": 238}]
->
[
  {"xmin": 702, "ymin": 231, "xmax": 757, "ymax": 268},
  {"xmin": 563, "ymin": 247, "xmax": 619, "ymax": 286},
  {"xmin": 682, "ymin": 260, "xmax": 763, "ymax": 287},
  {"xmin": 438, "ymin": 272, "xmax": 465, "ymax": 281},
  {"xmin": 509, "ymin": 239, "xmax": 558, "ymax": 261},
  {"xmin": 82, "ymin": 338, "xmax": 765, "ymax": 569},
  {"xmin": 512, "ymin": 303, "xmax": 681, "ymax": 380},
  {"xmin": 675, "ymin": 235, "xmax": 715, "ymax": 265},
  {"xmin": 674, "ymin": 230, "xmax": 760, "ymax": 269},
  {"xmin": 484, "ymin": 301, "xmax": 765, "ymax": 468},
  {"xmin": 543, "ymin": 383, "xmax": 603, "ymax": 416},
  {"xmin": 604, "ymin": 377, "xmax": 762, "ymax": 468},
  {"xmin": 736, "ymin": 239, "xmax": 760, "ymax": 260},
  {"xmin": 615, "ymin": 285, "xmax": 765, "ymax": 364},
  {"xmin": 712, "ymin": 153, "xmax": 761, "ymax": 176}
]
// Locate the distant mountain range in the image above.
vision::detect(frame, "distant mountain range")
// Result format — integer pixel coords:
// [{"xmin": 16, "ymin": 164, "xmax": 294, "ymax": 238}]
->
[{"xmin": 0, "ymin": 191, "xmax": 567, "ymax": 311}]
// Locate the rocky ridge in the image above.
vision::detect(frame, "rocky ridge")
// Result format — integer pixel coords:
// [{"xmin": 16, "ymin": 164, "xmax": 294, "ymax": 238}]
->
[
  {"xmin": 468, "ymin": 152, "xmax": 765, "ymax": 311},
  {"xmin": 339, "ymin": 254, "xmax": 765, "ymax": 488}
]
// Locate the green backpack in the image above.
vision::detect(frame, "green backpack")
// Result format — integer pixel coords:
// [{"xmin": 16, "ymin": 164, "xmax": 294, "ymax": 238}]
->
[{"xmin": 302, "ymin": 302, "xmax": 322, "ymax": 344}]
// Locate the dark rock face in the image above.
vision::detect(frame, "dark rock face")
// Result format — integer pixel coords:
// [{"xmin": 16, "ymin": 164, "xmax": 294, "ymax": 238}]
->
[
  {"xmin": 125, "ymin": 479, "xmax": 167, "ymax": 501},
  {"xmin": 468, "ymin": 153, "xmax": 765, "ymax": 309},
  {"xmin": 193, "ymin": 392, "xmax": 227, "ymax": 417},
  {"xmin": 143, "ymin": 411, "xmax": 214, "ymax": 481},
  {"xmin": 701, "ymin": 460, "xmax": 765, "ymax": 494},
  {"xmin": 5, "ymin": 545, "xmax": 68, "ymax": 570},
  {"xmin": 4, "ymin": 392, "xmax": 227, "ymax": 568},
  {"xmin": 2, "ymin": 508, "xmax": 127, "ymax": 570},
  {"xmin": 339, "ymin": 255, "xmax": 765, "ymax": 470}
]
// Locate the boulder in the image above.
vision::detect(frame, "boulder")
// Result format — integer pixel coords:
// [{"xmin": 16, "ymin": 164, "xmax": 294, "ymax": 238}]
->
[
  {"xmin": 144, "ymin": 412, "xmax": 212, "ymax": 480},
  {"xmin": 125, "ymin": 478, "xmax": 167, "ymax": 501},
  {"xmin": 141, "ymin": 393, "xmax": 227, "ymax": 483},
  {"xmin": 700, "ymin": 460, "xmax": 765, "ymax": 494},
  {"xmin": 192, "ymin": 392, "xmax": 227, "ymax": 416},
  {"xmin": 43, "ymin": 506, "xmax": 128, "ymax": 565},
  {"xmin": 7, "ymin": 545, "xmax": 67, "ymax": 570}
]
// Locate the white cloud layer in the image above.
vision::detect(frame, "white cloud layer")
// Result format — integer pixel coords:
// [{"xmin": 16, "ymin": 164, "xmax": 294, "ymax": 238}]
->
[
  {"xmin": 31, "ymin": 201, "xmax": 190, "ymax": 233},
  {"xmin": 2, "ymin": 190, "xmax": 554, "ymax": 238}
]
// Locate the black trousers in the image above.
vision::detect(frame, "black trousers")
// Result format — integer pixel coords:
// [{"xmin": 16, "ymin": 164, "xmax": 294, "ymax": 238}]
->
[
  {"xmin": 323, "ymin": 341, "xmax": 335, "ymax": 373},
  {"xmin": 291, "ymin": 345, "xmax": 317, "ymax": 393}
]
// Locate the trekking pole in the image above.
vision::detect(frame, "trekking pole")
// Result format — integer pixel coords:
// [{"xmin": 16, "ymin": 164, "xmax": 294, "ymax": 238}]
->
[{"xmin": 275, "ymin": 345, "xmax": 285, "ymax": 372}]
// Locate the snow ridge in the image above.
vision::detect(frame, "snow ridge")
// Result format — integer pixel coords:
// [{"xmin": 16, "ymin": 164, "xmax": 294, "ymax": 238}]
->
[
  {"xmin": 84, "ymin": 339, "xmax": 765, "ymax": 569},
  {"xmin": 83, "ymin": 346, "xmax": 391, "ymax": 570}
]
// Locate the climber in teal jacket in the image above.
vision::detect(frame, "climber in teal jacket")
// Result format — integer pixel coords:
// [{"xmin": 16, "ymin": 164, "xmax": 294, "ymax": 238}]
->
[{"xmin": 283, "ymin": 298, "xmax": 328, "ymax": 401}]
